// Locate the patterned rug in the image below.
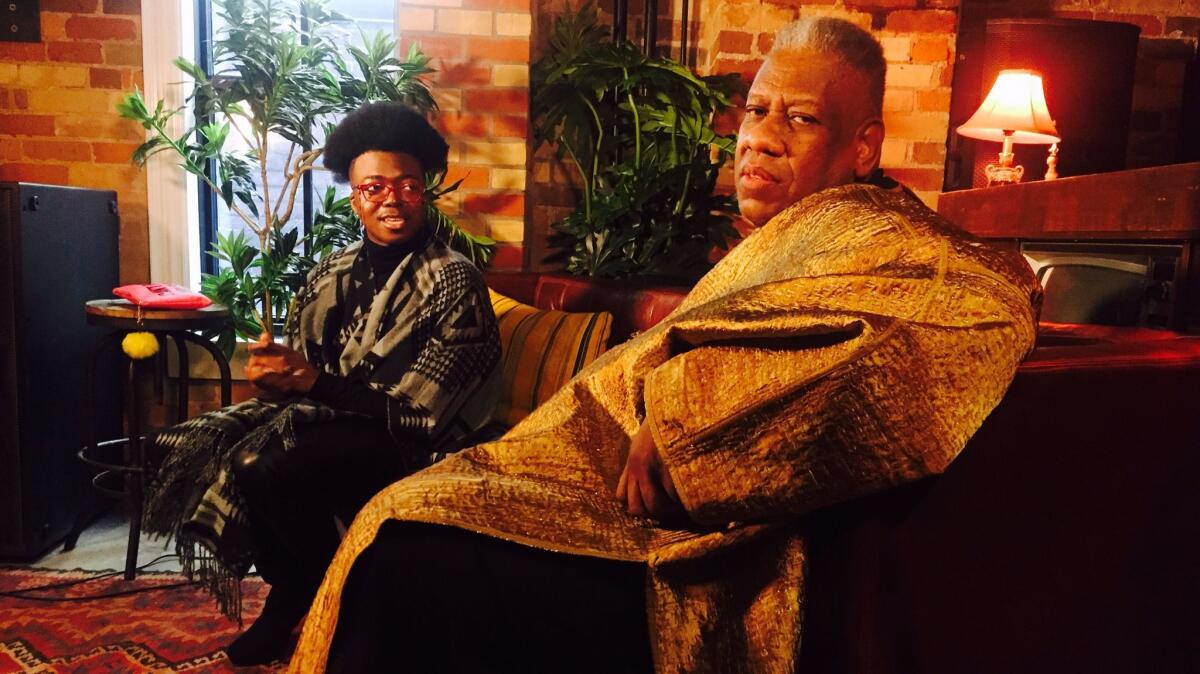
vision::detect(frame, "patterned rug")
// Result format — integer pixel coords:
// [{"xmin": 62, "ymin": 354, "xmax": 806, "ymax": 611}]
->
[{"xmin": 0, "ymin": 567, "xmax": 286, "ymax": 673}]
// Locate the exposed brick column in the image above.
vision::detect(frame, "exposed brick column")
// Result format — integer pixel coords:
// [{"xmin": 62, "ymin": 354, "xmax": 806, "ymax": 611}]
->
[
  {"xmin": 0, "ymin": 0, "xmax": 148, "ymax": 283},
  {"xmin": 399, "ymin": 0, "xmax": 532, "ymax": 270}
]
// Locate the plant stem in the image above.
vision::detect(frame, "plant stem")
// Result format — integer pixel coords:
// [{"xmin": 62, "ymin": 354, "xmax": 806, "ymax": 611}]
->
[
  {"xmin": 581, "ymin": 96, "xmax": 604, "ymax": 223},
  {"xmin": 562, "ymin": 142, "xmax": 591, "ymax": 223},
  {"xmin": 228, "ymin": 110, "xmax": 258, "ymax": 155},
  {"xmin": 257, "ymin": 124, "xmax": 273, "ymax": 332},
  {"xmin": 273, "ymin": 141, "xmax": 297, "ymax": 215},
  {"xmin": 247, "ymin": 299, "xmax": 266, "ymax": 334},
  {"xmin": 276, "ymin": 149, "xmax": 323, "ymax": 226},
  {"xmin": 145, "ymin": 113, "xmax": 262, "ymax": 232},
  {"xmin": 624, "ymin": 68, "xmax": 641, "ymax": 169},
  {"xmin": 673, "ymin": 139, "xmax": 702, "ymax": 218}
]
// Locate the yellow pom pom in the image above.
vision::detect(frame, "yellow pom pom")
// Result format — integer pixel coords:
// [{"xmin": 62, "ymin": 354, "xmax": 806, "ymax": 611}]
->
[{"xmin": 121, "ymin": 332, "xmax": 160, "ymax": 360}]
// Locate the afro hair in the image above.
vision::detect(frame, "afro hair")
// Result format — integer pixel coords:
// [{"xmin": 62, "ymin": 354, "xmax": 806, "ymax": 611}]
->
[{"xmin": 322, "ymin": 102, "xmax": 449, "ymax": 182}]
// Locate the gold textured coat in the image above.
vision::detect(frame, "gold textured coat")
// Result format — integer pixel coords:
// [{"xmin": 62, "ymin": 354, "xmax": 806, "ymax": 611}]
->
[{"xmin": 290, "ymin": 184, "xmax": 1041, "ymax": 674}]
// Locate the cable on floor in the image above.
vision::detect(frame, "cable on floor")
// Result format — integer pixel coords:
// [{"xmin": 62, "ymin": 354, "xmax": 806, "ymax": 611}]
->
[{"xmin": 0, "ymin": 554, "xmax": 198, "ymax": 601}]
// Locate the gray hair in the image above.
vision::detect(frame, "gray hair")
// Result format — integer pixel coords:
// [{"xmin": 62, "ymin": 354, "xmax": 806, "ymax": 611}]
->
[{"xmin": 772, "ymin": 17, "xmax": 886, "ymax": 117}]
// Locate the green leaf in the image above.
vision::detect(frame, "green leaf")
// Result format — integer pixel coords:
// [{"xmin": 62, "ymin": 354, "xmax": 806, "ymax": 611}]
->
[
  {"xmin": 115, "ymin": 91, "xmax": 149, "ymax": 121},
  {"xmin": 172, "ymin": 56, "xmax": 210, "ymax": 84},
  {"xmin": 531, "ymin": 1, "xmax": 740, "ymax": 280},
  {"xmin": 130, "ymin": 137, "xmax": 167, "ymax": 165}
]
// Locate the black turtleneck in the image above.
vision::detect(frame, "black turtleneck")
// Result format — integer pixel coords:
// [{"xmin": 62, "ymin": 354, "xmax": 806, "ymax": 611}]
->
[
  {"xmin": 306, "ymin": 229, "xmax": 434, "ymax": 419},
  {"xmin": 361, "ymin": 227, "xmax": 432, "ymax": 290}
]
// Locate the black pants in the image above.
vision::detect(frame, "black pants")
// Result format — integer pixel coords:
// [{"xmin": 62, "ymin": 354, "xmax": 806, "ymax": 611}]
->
[
  {"xmin": 328, "ymin": 520, "xmax": 654, "ymax": 674},
  {"xmin": 232, "ymin": 418, "xmax": 407, "ymax": 609}
]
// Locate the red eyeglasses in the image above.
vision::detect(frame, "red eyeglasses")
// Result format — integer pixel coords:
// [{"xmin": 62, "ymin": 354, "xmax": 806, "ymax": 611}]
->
[{"xmin": 353, "ymin": 179, "xmax": 425, "ymax": 204}]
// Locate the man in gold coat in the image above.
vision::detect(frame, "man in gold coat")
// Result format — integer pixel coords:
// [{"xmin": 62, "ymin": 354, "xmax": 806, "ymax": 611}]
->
[{"xmin": 290, "ymin": 16, "xmax": 1040, "ymax": 674}]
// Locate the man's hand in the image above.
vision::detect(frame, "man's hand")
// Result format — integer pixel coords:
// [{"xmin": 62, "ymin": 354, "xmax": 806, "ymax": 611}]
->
[
  {"xmin": 244, "ymin": 332, "xmax": 319, "ymax": 396},
  {"xmin": 616, "ymin": 420, "xmax": 684, "ymax": 520}
]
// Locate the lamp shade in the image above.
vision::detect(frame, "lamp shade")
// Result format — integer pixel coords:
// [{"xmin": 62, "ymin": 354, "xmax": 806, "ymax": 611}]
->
[{"xmin": 957, "ymin": 69, "xmax": 1061, "ymax": 144}]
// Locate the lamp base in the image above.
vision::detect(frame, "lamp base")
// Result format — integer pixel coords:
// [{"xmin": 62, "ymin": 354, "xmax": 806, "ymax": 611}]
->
[
  {"xmin": 1045, "ymin": 142, "xmax": 1059, "ymax": 181},
  {"xmin": 984, "ymin": 162, "xmax": 1024, "ymax": 187}
]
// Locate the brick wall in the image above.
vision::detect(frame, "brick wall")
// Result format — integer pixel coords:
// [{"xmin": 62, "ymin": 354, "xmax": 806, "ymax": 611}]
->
[
  {"xmin": 0, "ymin": 0, "xmax": 148, "ymax": 284},
  {"xmin": 5, "ymin": 0, "xmax": 1195, "ymax": 277},
  {"xmin": 399, "ymin": 0, "xmax": 533, "ymax": 270}
]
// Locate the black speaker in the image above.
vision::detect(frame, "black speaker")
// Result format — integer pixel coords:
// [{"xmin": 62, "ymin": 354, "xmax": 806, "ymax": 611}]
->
[
  {"xmin": 972, "ymin": 18, "xmax": 1141, "ymax": 185},
  {"xmin": 0, "ymin": 182, "xmax": 122, "ymax": 561}
]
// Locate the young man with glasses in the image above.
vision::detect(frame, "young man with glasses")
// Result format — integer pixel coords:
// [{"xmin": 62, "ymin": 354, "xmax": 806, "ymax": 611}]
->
[{"xmin": 142, "ymin": 102, "xmax": 502, "ymax": 666}]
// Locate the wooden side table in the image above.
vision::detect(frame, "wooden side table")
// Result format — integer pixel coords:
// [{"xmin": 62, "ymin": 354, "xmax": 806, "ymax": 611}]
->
[{"xmin": 65, "ymin": 300, "xmax": 233, "ymax": 579}]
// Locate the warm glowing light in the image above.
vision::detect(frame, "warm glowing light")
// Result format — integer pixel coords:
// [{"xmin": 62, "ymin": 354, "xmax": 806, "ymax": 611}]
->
[
  {"xmin": 957, "ymin": 69, "xmax": 1061, "ymax": 185},
  {"xmin": 958, "ymin": 70, "xmax": 1060, "ymax": 144}
]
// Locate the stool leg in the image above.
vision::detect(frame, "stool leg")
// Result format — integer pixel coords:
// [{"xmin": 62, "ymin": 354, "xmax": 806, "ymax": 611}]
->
[
  {"xmin": 124, "ymin": 357, "xmax": 143, "ymax": 581},
  {"xmin": 183, "ymin": 332, "xmax": 233, "ymax": 406},
  {"xmin": 153, "ymin": 334, "xmax": 166, "ymax": 403},
  {"xmin": 173, "ymin": 333, "xmax": 191, "ymax": 424},
  {"xmin": 63, "ymin": 331, "xmax": 126, "ymax": 553},
  {"xmin": 61, "ymin": 511, "xmax": 86, "ymax": 552}
]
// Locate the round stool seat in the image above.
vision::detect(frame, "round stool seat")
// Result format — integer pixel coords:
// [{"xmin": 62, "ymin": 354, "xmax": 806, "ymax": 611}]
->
[{"xmin": 85, "ymin": 299, "xmax": 229, "ymax": 331}]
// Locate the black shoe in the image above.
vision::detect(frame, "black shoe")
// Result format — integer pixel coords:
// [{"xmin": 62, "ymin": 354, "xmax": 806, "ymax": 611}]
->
[{"xmin": 226, "ymin": 586, "xmax": 308, "ymax": 666}]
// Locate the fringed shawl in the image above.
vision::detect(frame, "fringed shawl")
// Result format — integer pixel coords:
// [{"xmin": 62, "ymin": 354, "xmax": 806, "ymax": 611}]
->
[{"xmin": 143, "ymin": 237, "xmax": 500, "ymax": 620}]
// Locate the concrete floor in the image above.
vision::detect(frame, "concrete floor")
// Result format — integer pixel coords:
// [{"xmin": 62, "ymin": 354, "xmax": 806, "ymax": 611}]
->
[{"xmin": 11, "ymin": 511, "xmax": 183, "ymax": 573}]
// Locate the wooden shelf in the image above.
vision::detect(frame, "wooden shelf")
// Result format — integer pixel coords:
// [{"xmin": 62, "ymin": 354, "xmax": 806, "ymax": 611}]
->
[
  {"xmin": 937, "ymin": 162, "xmax": 1200, "ymax": 331},
  {"xmin": 937, "ymin": 161, "xmax": 1200, "ymax": 240}
]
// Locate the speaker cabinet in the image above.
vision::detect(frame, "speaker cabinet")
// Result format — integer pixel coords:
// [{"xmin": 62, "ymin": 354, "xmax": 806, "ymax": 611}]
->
[
  {"xmin": 947, "ymin": 17, "xmax": 1142, "ymax": 190},
  {"xmin": 0, "ymin": 182, "xmax": 122, "ymax": 561}
]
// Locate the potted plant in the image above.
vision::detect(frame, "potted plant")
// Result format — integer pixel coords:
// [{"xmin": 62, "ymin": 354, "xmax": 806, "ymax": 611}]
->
[
  {"xmin": 531, "ymin": 3, "xmax": 741, "ymax": 280},
  {"xmin": 119, "ymin": 0, "xmax": 494, "ymax": 354}
]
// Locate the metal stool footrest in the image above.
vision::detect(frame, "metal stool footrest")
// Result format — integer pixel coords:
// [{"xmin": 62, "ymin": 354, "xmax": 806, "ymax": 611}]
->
[{"xmin": 77, "ymin": 437, "xmax": 148, "ymax": 500}]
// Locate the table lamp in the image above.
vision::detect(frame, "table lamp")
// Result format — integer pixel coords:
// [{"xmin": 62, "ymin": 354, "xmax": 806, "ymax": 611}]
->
[{"xmin": 957, "ymin": 69, "xmax": 1061, "ymax": 186}]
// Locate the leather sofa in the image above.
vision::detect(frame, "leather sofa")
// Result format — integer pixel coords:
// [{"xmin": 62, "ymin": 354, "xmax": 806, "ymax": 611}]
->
[{"xmin": 485, "ymin": 271, "xmax": 1200, "ymax": 673}]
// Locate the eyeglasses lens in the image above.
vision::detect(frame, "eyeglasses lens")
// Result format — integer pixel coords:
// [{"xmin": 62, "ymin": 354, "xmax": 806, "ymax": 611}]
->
[{"xmin": 357, "ymin": 182, "xmax": 424, "ymax": 204}]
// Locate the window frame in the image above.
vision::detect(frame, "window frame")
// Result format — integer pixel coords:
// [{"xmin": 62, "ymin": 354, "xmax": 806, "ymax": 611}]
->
[
  {"xmin": 144, "ymin": 1, "xmax": 399, "ymax": 285},
  {"xmin": 141, "ymin": 0, "xmax": 201, "ymax": 289},
  {"xmin": 195, "ymin": 0, "xmax": 219, "ymax": 278},
  {"xmin": 196, "ymin": 0, "xmax": 321, "ymax": 277}
]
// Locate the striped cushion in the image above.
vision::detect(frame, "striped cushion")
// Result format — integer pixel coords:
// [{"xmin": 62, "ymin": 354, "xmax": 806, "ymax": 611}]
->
[{"xmin": 489, "ymin": 289, "xmax": 613, "ymax": 426}]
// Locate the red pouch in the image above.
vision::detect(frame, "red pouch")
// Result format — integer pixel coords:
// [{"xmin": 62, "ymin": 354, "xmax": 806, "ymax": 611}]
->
[{"xmin": 113, "ymin": 283, "xmax": 213, "ymax": 309}]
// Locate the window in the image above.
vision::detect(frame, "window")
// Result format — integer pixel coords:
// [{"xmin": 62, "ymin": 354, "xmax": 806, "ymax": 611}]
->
[{"xmin": 195, "ymin": 0, "xmax": 398, "ymax": 277}]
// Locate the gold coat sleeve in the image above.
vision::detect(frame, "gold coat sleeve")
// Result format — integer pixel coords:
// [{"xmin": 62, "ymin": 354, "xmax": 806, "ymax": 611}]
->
[{"xmin": 644, "ymin": 231, "xmax": 1037, "ymax": 526}]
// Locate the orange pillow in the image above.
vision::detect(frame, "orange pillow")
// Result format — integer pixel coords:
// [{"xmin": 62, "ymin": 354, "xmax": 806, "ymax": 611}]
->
[{"xmin": 489, "ymin": 290, "xmax": 613, "ymax": 426}]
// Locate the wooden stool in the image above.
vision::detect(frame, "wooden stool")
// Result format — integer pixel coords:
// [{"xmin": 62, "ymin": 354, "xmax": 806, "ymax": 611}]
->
[{"xmin": 65, "ymin": 299, "xmax": 232, "ymax": 579}]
